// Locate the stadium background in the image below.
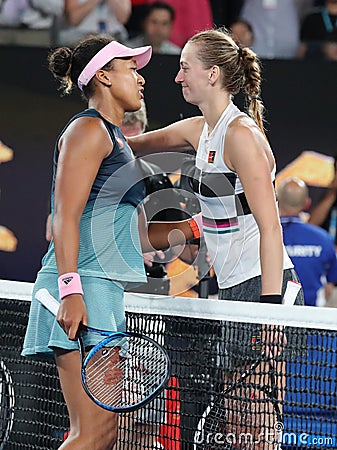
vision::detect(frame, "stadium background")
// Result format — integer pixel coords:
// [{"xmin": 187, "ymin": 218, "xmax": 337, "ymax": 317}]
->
[{"xmin": 0, "ymin": 46, "xmax": 336, "ymax": 282}]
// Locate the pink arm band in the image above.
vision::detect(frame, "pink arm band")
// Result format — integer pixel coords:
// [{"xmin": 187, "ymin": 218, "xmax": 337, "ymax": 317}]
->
[{"xmin": 58, "ymin": 272, "xmax": 83, "ymax": 299}]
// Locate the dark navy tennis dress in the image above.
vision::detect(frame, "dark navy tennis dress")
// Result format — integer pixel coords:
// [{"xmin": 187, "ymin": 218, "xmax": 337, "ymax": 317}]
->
[{"xmin": 22, "ymin": 109, "xmax": 147, "ymax": 358}]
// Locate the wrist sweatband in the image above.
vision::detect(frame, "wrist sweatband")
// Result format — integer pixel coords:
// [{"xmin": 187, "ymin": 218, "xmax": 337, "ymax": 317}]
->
[
  {"xmin": 260, "ymin": 294, "xmax": 282, "ymax": 304},
  {"xmin": 188, "ymin": 213, "xmax": 203, "ymax": 239},
  {"xmin": 58, "ymin": 272, "xmax": 83, "ymax": 299}
]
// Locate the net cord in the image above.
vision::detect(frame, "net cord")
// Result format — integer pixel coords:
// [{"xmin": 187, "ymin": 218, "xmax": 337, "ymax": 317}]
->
[{"xmin": 1, "ymin": 279, "xmax": 337, "ymax": 331}]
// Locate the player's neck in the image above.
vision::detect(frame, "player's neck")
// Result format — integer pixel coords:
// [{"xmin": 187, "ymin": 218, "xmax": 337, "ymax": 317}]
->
[
  {"xmin": 89, "ymin": 99, "xmax": 123, "ymax": 127},
  {"xmin": 201, "ymin": 97, "xmax": 232, "ymax": 135}
]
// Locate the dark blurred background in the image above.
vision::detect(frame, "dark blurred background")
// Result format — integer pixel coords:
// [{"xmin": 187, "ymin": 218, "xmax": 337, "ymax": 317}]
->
[{"xmin": 0, "ymin": 47, "xmax": 336, "ymax": 281}]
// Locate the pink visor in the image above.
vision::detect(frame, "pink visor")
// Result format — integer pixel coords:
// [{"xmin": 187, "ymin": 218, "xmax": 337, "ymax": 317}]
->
[{"xmin": 77, "ymin": 41, "xmax": 152, "ymax": 91}]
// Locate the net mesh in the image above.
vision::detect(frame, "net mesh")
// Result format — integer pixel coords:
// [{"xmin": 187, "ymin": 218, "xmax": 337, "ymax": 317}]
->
[{"xmin": 1, "ymin": 280, "xmax": 337, "ymax": 449}]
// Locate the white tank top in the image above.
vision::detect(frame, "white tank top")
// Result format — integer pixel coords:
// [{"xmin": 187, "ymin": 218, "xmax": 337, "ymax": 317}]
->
[{"xmin": 193, "ymin": 101, "xmax": 293, "ymax": 289}]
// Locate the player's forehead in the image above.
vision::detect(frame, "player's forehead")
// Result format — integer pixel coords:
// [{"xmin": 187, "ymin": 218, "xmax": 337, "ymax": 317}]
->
[{"xmin": 179, "ymin": 42, "xmax": 200, "ymax": 67}]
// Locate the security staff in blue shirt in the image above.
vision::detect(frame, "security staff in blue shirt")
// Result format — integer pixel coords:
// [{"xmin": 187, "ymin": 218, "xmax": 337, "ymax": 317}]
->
[{"xmin": 278, "ymin": 177, "xmax": 337, "ymax": 306}]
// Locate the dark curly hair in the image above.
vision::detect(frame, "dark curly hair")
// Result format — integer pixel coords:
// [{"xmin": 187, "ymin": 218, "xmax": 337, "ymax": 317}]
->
[{"xmin": 48, "ymin": 35, "xmax": 115, "ymax": 99}]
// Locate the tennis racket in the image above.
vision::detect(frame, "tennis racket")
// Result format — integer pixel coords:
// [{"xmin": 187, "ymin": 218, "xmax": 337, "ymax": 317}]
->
[
  {"xmin": 194, "ymin": 352, "xmax": 282, "ymax": 450},
  {"xmin": 35, "ymin": 288, "xmax": 171, "ymax": 413},
  {"xmin": 0, "ymin": 358, "xmax": 15, "ymax": 450},
  {"xmin": 194, "ymin": 281, "xmax": 302, "ymax": 450}
]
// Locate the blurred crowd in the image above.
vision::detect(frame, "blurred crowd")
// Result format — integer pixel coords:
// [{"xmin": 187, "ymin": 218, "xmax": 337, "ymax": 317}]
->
[{"xmin": 0, "ymin": 0, "xmax": 336, "ymax": 60}]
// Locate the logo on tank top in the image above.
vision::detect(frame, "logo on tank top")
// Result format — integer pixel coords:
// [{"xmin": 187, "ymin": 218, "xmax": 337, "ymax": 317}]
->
[
  {"xmin": 208, "ymin": 150, "xmax": 216, "ymax": 163},
  {"xmin": 116, "ymin": 136, "xmax": 125, "ymax": 148}
]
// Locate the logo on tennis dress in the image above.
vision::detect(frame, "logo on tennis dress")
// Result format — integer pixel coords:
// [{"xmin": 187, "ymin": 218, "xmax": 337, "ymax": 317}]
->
[
  {"xmin": 208, "ymin": 150, "xmax": 216, "ymax": 163},
  {"xmin": 61, "ymin": 277, "xmax": 73, "ymax": 285}
]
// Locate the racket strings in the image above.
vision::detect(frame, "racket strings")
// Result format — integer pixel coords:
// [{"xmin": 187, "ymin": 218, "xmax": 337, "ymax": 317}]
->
[
  {"xmin": 84, "ymin": 338, "xmax": 168, "ymax": 407},
  {"xmin": 0, "ymin": 363, "xmax": 15, "ymax": 449},
  {"xmin": 86, "ymin": 358, "xmax": 124, "ymax": 405},
  {"xmin": 197, "ymin": 380, "xmax": 280, "ymax": 450},
  {"xmin": 86, "ymin": 342, "xmax": 165, "ymax": 384},
  {"xmin": 94, "ymin": 358, "xmax": 165, "ymax": 405}
]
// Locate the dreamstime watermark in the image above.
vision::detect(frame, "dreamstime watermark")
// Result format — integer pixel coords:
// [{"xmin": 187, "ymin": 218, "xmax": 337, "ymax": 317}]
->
[
  {"xmin": 282, "ymin": 431, "xmax": 335, "ymax": 447},
  {"xmin": 195, "ymin": 422, "xmax": 336, "ymax": 447}
]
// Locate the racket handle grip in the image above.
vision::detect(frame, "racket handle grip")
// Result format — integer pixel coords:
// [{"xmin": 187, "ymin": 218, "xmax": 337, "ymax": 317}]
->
[
  {"xmin": 78, "ymin": 323, "xmax": 89, "ymax": 333},
  {"xmin": 35, "ymin": 288, "xmax": 59, "ymax": 316},
  {"xmin": 283, "ymin": 280, "xmax": 302, "ymax": 306}
]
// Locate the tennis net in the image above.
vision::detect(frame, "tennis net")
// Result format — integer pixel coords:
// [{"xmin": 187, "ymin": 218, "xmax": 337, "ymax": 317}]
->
[{"xmin": 1, "ymin": 279, "xmax": 337, "ymax": 449}]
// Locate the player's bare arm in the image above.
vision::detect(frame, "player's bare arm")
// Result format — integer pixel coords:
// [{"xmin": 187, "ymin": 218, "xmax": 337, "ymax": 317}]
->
[{"xmin": 128, "ymin": 116, "xmax": 204, "ymax": 153}]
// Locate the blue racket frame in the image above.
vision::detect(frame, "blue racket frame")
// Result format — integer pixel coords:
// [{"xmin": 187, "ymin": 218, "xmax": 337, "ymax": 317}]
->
[{"xmin": 78, "ymin": 329, "xmax": 171, "ymax": 412}]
